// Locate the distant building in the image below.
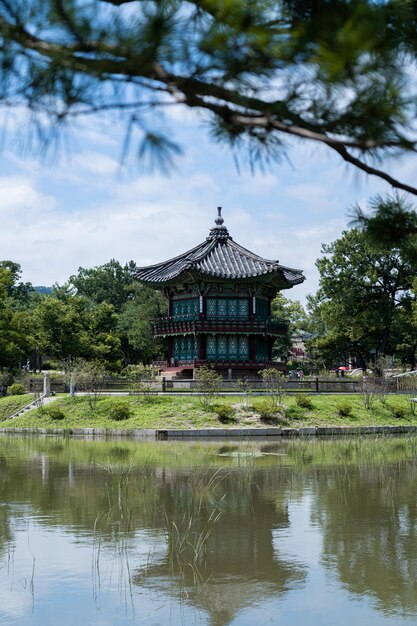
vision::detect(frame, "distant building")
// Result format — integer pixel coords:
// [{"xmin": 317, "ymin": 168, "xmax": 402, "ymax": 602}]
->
[
  {"xmin": 290, "ymin": 331, "xmax": 315, "ymax": 371},
  {"xmin": 135, "ymin": 208, "xmax": 305, "ymax": 377}
]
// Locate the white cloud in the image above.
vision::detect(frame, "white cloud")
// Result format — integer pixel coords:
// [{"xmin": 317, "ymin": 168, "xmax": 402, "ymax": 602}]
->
[
  {"xmin": 0, "ymin": 177, "xmax": 56, "ymax": 214},
  {"xmin": 0, "ymin": 160, "xmax": 352, "ymax": 306},
  {"xmin": 1, "ymin": 103, "xmax": 413, "ymax": 308}
]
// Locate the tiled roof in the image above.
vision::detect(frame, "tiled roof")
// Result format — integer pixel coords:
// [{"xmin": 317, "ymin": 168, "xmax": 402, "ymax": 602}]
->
[{"xmin": 135, "ymin": 208, "xmax": 305, "ymax": 288}]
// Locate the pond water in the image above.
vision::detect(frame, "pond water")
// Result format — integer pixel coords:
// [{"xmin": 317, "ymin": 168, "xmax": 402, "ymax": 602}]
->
[{"xmin": 0, "ymin": 434, "xmax": 417, "ymax": 626}]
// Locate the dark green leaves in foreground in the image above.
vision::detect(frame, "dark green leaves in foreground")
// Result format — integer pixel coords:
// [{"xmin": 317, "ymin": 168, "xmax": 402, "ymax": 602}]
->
[{"xmin": 2, "ymin": 1, "xmax": 417, "ymax": 196}]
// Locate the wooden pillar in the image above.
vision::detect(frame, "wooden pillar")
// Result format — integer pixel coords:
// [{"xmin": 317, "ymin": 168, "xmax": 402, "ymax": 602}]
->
[
  {"xmin": 198, "ymin": 335, "xmax": 206, "ymax": 360},
  {"xmin": 249, "ymin": 336, "xmax": 256, "ymax": 361},
  {"xmin": 167, "ymin": 337, "xmax": 173, "ymax": 364}
]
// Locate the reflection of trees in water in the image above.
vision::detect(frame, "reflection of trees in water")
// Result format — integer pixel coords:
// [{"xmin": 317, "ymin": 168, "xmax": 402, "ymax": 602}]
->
[
  {"xmin": 0, "ymin": 438, "xmax": 306, "ymax": 626},
  {"xmin": 2, "ymin": 436, "xmax": 417, "ymax": 623},
  {"xmin": 0, "ymin": 454, "xmax": 14, "ymax": 563},
  {"xmin": 134, "ymin": 468, "xmax": 305, "ymax": 626},
  {"xmin": 312, "ymin": 462, "xmax": 417, "ymax": 616}
]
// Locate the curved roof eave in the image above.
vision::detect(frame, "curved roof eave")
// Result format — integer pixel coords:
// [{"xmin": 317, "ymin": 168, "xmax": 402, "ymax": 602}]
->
[{"xmin": 135, "ymin": 207, "xmax": 305, "ymax": 288}]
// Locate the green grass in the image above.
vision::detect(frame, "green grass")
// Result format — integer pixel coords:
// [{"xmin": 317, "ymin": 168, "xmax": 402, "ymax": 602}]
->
[
  {"xmin": 0, "ymin": 392, "xmax": 416, "ymax": 431},
  {"xmin": 0, "ymin": 394, "xmax": 34, "ymax": 421}
]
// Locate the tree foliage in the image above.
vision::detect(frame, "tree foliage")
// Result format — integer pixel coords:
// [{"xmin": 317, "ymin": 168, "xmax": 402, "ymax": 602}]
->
[
  {"xmin": 0, "ymin": 266, "xmax": 35, "ymax": 368},
  {"xmin": 352, "ymin": 193, "xmax": 417, "ymax": 264},
  {"xmin": 2, "ymin": 1, "xmax": 417, "ymax": 195},
  {"xmin": 117, "ymin": 282, "xmax": 165, "ymax": 363},
  {"xmin": 308, "ymin": 225, "xmax": 417, "ymax": 369},
  {"xmin": 271, "ymin": 292, "xmax": 310, "ymax": 360},
  {"xmin": 69, "ymin": 259, "xmax": 137, "ymax": 309},
  {"xmin": 0, "ymin": 258, "xmax": 165, "ymax": 371}
]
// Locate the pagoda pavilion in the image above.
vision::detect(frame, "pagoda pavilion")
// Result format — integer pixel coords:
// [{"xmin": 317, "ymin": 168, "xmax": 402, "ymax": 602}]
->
[{"xmin": 135, "ymin": 208, "xmax": 304, "ymax": 376}]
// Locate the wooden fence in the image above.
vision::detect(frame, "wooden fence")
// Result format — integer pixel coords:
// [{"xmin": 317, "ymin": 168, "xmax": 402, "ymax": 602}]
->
[{"xmin": 24, "ymin": 376, "xmax": 398, "ymax": 394}]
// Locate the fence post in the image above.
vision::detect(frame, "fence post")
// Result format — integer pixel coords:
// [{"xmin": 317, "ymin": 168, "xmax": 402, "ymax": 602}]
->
[
  {"xmin": 162, "ymin": 377, "xmax": 166, "ymax": 393},
  {"xmin": 315, "ymin": 377, "xmax": 319, "ymax": 393}
]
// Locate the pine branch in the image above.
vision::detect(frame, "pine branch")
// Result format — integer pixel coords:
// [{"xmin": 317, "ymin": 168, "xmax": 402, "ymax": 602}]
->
[{"xmin": 1, "ymin": 3, "xmax": 417, "ymax": 195}]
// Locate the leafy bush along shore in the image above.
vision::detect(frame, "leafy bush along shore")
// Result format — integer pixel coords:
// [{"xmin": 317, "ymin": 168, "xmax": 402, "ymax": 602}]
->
[{"xmin": 0, "ymin": 394, "xmax": 416, "ymax": 430}]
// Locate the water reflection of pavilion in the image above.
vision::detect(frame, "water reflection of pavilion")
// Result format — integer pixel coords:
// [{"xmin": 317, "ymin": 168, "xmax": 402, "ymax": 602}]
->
[{"xmin": 134, "ymin": 474, "xmax": 306, "ymax": 626}]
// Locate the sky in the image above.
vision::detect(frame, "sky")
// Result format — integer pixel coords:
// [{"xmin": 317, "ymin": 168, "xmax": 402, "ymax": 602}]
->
[{"xmin": 1, "ymin": 103, "xmax": 416, "ymax": 306}]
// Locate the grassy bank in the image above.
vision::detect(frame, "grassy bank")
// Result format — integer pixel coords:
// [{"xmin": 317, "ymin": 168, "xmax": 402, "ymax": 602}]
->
[
  {"xmin": 0, "ymin": 393, "xmax": 416, "ymax": 430},
  {"xmin": 0, "ymin": 394, "xmax": 34, "ymax": 421}
]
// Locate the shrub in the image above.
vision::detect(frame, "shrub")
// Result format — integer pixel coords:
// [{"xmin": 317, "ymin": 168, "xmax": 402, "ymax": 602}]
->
[
  {"xmin": 336, "ymin": 401, "xmax": 353, "ymax": 417},
  {"xmin": 212, "ymin": 403, "xmax": 235, "ymax": 423},
  {"xmin": 7, "ymin": 383, "xmax": 26, "ymax": 396},
  {"xmin": 44, "ymin": 404, "xmax": 65, "ymax": 420},
  {"xmin": 254, "ymin": 399, "xmax": 280, "ymax": 423},
  {"xmin": 390, "ymin": 405, "xmax": 407, "ymax": 419},
  {"xmin": 295, "ymin": 394, "xmax": 314, "ymax": 410},
  {"xmin": 108, "ymin": 402, "xmax": 132, "ymax": 421}
]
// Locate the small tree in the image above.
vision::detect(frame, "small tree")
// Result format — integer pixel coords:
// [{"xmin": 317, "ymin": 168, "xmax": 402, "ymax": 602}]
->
[
  {"xmin": 259, "ymin": 369, "xmax": 287, "ymax": 411},
  {"xmin": 194, "ymin": 366, "xmax": 222, "ymax": 410},
  {"xmin": 237, "ymin": 378, "xmax": 253, "ymax": 411},
  {"xmin": 63, "ymin": 358, "xmax": 107, "ymax": 411},
  {"xmin": 360, "ymin": 375, "xmax": 379, "ymax": 411},
  {"xmin": 124, "ymin": 364, "xmax": 158, "ymax": 401},
  {"xmin": 371, "ymin": 355, "xmax": 393, "ymax": 406}
]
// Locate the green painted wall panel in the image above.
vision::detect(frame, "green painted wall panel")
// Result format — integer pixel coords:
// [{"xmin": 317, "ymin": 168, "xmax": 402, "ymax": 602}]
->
[
  {"xmin": 206, "ymin": 335, "xmax": 249, "ymax": 361},
  {"xmin": 173, "ymin": 336, "xmax": 198, "ymax": 360},
  {"xmin": 206, "ymin": 298, "xmax": 249, "ymax": 319},
  {"xmin": 172, "ymin": 298, "xmax": 199, "ymax": 320}
]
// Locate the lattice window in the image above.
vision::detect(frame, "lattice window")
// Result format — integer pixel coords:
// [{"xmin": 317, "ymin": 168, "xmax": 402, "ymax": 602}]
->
[
  {"xmin": 186, "ymin": 337, "xmax": 193, "ymax": 359},
  {"xmin": 239, "ymin": 336, "xmax": 249, "ymax": 360},
  {"xmin": 218, "ymin": 299, "xmax": 227, "ymax": 317},
  {"xmin": 207, "ymin": 335, "xmax": 216, "ymax": 359},
  {"xmin": 205, "ymin": 335, "xmax": 250, "ymax": 360},
  {"xmin": 217, "ymin": 335, "xmax": 228, "ymax": 359},
  {"xmin": 206, "ymin": 299, "xmax": 217, "ymax": 319},
  {"xmin": 206, "ymin": 298, "xmax": 249, "ymax": 319},
  {"xmin": 238, "ymin": 299, "xmax": 249, "ymax": 319},
  {"xmin": 172, "ymin": 298, "xmax": 198, "ymax": 320},
  {"xmin": 173, "ymin": 337, "xmax": 180, "ymax": 357},
  {"xmin": 228, "ymin": 336, "xmax": 238, "ymax": 359},
  {"xmin": 229, "ymin": 299, "xmax": 238, "ymax": 317}
]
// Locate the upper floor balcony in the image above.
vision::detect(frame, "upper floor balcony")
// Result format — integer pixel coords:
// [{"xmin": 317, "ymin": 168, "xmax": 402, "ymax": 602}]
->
[{"xmin": 152, "ymin": 314, "xmax": 288, "ymax": 337}]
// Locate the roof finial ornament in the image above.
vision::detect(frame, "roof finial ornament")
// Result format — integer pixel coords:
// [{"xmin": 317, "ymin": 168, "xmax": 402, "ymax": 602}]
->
[
  {"xmin": 208, "ymin": 206, "xmax": 229, "ymax": 239},
  {"xmin": 215, "ymin": 206, "xmax": 224, "ymax": 227}
]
